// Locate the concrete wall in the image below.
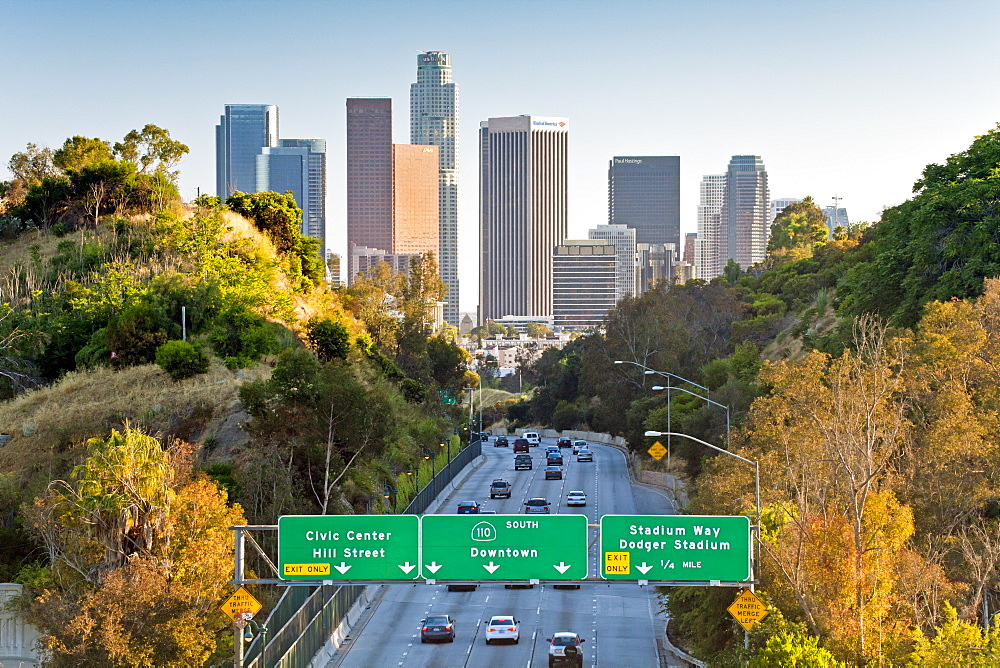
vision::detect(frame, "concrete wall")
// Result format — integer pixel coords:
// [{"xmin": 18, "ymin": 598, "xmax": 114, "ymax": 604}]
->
[{"xmin": 0, "ymin": 583, "xmax": 40, "ymax": 666}]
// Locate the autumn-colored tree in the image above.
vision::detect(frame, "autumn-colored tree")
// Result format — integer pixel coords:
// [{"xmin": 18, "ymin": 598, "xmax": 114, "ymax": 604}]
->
[{"xmin": 25, "ymin": 427, "xmax": 245, "ymax": 665}]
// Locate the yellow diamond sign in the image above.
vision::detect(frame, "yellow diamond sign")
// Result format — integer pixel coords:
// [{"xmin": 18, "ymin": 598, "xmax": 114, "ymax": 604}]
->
[
  {"xmin": 647, "ymin": 441, "xmax": 667, "ymax": 460},
  {"xmin": 221, "ymin": 586, "xmax": 262, "ymax": 621},
  {"xmin": 727, "ymin": 589, "xmax": 768, "ymax": 630}
]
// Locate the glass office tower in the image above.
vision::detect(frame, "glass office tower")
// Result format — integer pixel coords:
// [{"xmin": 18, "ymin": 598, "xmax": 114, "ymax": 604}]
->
[
  {"xmin": 216, "ymin": 104, "xmax": 279, "ymax": 198},
  {"xmin": 608, "ymin": 156, "xmax": 680, "ymax": 247}
]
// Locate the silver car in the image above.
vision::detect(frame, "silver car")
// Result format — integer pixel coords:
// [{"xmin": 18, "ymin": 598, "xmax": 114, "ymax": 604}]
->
[{"xmin": 524, "ymin": 498, "xmax": 551, "ymax": 514}]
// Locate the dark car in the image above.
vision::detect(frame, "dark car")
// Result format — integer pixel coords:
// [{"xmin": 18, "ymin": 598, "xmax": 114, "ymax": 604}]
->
[
  {"xmin": 514, "ymin": 454, "xmax": 533, "ymax": 470},
  {"xmin": 557, "ymin": 437, "xmax": 572, "ymax": 448},
  {"xmin": 544, "ymin": 466, "xmax": 563, "ymax": 480},
  {"xmin": 513, "ymin": 438, "xmax": 530, "ymax": 453},
  {"xmin": 457, "ymin": 500, "xmax": 481, "ymax": 514},
  {"xmin": 421, "ymin": 614, "xmax": 456, "ymax": 643},
  {"xmin": 490, "ymin": 479, "xmax": 512, "ymax": 498},
  {"xmin": 495, "ymin": 436, "xmax": 509, "ymax": 447},
  {"xmin": 547, "ymin": 453, "xmax": 563, "ymax": 466},
  {"xmin": 524, "ymin": 497, "xmax": 551, "ymax": 514}
]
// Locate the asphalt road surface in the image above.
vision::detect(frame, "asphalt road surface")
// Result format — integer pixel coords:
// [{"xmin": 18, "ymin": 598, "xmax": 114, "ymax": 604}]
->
[{"xmin": 331, "ymin": 437, "xmax": 680, "ymax": 667}]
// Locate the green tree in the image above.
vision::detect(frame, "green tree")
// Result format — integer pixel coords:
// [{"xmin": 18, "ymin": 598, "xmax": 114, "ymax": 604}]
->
[
  {"xmin": 226, "ymin": 190, "xmax": 301, "ymax": 254},
  {"xmin": 155, "ymin": 340, "xmax": 210, "ymax": 380},
  {"xmin": 306, "ymin": 317, "xmax": 351, "ymax": 361},
  {"xmin": 525, "ymin": 322, "xmax": 552, "ymax": 338},
  {"xmin": 838, "ymin": 122, "xmax": 1000, "ymax": 326},
  {"xmin": 53, "ymin": 135, "xmax": 114, "ymax": 173},
  {"xmin": 113, "ymin": 124, "xmax": 189, "ymax": 178},
  {"xmin": 767, "ymin": 196, "xmax": 829, "ymax": 261}
]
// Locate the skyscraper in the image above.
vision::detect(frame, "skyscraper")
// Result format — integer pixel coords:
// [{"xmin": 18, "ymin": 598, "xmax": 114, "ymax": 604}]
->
[
  {"xmin": 695, "ymin": 173, "xmax": 726, "ymax": 279},
  {"xmin": 608, "ymin": 156, "xmax": 680, "ymax": 246},
  {"xmin": 391, "ymin": 144, "xmax": 439, "ymax": 256},
  {"xmin": 411, "ymin": 51, "xmax": 459, "ymax": 325},
  {"xmin": 696, "ymin": 157, "xmax": 769, "ymax": 279},
  {"xmin": 722, "ymin": 156, "xmax": 769, "ymax": 271},
  {"xmin": 346, "ymin": 98, "xmax": 393, "ymax": 275},
  {"xmin": 256, "ymin": 138, "xmax": 327, "ymax": 249},
  {"xmin": 770, "ymin": 197, "xmax": 802, "ymax": 225},
  {"xmin": 480, "ymin": 115, "xmax": 569, "ymax": 322},
  {"xmin": 216, "ymin": 104, "xmax": 279, "ymax": 198},
  {"xmin": 823, "ymin": 206, "xmax": 850, "ymax": 234}
]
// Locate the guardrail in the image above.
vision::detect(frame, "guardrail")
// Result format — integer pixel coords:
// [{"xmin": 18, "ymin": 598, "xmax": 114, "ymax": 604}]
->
[{"xmin": 244, "ymin": 438, "xmax": 483, "ymax": 667}]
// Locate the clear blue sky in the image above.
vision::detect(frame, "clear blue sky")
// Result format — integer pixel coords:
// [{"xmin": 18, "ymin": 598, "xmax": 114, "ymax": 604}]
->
[{"xmin": 3, "ymin": 0, "xmax": 999, "ymax": 313}]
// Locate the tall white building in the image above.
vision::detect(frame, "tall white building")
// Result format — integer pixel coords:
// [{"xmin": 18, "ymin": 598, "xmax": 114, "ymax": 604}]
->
[
  {"xmin": 411, "ymin": 51, "xmax": 460, "ymax": 325},
  {"xmin": 695, "ymin": 174, "xmax": 726, "ymax": 279},
  {"xmin": 480, "ymin": 115, "xmax": 569, "ymax": 322},
  {"xmin": 588, "ymin": 224, "xmax": 637, "ymax": 301},
  {"xmin": 770, "ymin": 197, "xmax": 801, "ymax": 225}
]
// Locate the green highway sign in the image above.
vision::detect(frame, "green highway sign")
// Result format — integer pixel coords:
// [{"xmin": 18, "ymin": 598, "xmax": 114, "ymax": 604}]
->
[
  {"xmin": 600, "ymin": 515, "xmax": 751, "ymax": 581},
  {"xmin": 278, "ymin": 515, "xmax": 420, "ymax": 581},
  {"xmin": 421, "ymin": 515, "xmax": 588, "ymax": 580}
]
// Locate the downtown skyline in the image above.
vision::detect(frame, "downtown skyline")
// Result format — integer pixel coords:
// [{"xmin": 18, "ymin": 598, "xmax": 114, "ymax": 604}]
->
[{"xmin": 3, "ymin": 0, "xmax": 1000, "ymax": 314}]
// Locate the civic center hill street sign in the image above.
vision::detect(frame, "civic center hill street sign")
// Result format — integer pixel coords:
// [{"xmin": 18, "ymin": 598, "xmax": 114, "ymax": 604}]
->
[
  {"xmin": 278, "ymin": 515, "xmax": 420, "ymax": 581},
  {"xmin": 421, "ymin": 514, "xmax": 588, "ymax": 580},
  {"xmin": 600, "ymin": 515, "xmax": 751, "ymax": 581}
]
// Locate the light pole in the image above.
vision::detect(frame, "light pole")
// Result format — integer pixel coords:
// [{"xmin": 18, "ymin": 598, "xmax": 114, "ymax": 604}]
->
[
  {"xmin": 644, "ymin": 429, "xmax": 760, "ymax": 647},
  {"xmin": 424, "ymin": 449, "xmax": 435, "ymax": 478},
  {"xmin": 651, "ymin": 385, "xmax": 731, "ymax": 451},
  {"xmin": 612, "ymin": 360, "xmax": 710, "ymax": 398}
]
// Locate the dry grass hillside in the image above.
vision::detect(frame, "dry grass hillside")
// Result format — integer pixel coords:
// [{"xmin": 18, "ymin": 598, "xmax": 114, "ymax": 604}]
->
[{"xmin": 0, "ymin": 360, "xmax": 271, "ymax": 494}]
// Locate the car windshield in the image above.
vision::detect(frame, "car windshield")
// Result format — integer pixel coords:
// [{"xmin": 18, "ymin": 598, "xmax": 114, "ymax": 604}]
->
[
  {"xmin": 459, "ymin": 501, "xmax": 476, "ymax": 507},
  {"xmin": 491, "ymin": 617, "xmax": 514, "ymax": 624},
  {"xmin": 553, "ymin": 635, "xmax": 579, "ymax": 646},
  {"xmin": 569, "ymin": 491, "xmax": 584, "ymax": 496},
  {"xmin": 527, "ymin": 499, "xmax": 548, "ymax": 505},
  {"xmin": 426, "ymin": 616, "xmax": 449, "ymax": 624}
]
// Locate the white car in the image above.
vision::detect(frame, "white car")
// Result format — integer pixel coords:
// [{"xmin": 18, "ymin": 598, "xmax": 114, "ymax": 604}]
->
[
  {"xmin": 566, "ymin": 491, "xmax": 587, "ymax": 506},
  {"xmin": 547, "ymin": 632, "xmax": 586, "ymax": 666},
  {"xmin": 484, "ymin": 615, "xmax": 520, "ymax": 644},
  {"xmin": 572, "ymin": 440, "xmax": 587, "ymax": 454}
]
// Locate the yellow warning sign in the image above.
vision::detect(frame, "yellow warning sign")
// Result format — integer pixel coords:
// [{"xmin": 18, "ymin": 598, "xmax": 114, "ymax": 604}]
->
[
  {"xmin": 220, "ymin": 586, "xmax": 262, "ymax": 621},
  {"xmin": 727, "ymin": 589, "xmax": 768, "ymax": 630},
  {"xmin": 282, "ymin": 563, "xmax": 331, "ymax": 577},
  {"xmin": 647, "ymin": 441, "xmax": 667, "ymax": 460},
  {"xmin": 604, "ymin": 551, "xmax": 630, "ymax": 575}
]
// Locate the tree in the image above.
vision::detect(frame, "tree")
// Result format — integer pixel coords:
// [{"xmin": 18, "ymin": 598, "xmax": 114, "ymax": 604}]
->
[
  {"xmin": 113, "ymin": 124, "xmax": 189, "ymax": 179},
  {"xmin": 25, "ymin": 430, "xmax": 245, "ymax": 666},
  {"xmin": 226, "ymin": 190, "xmax": 301, "ymax": 254},
  {"xmin": 53, "ymin": 136, "xmax": 114, "ymax": 173},
  {"xmin": 766, "ymin": 196, "xmax": 829, "ymax": 262},
  {"xmin": 837, "ymin": 123, "xmax": 1000, "ymax": 326},
  {"xmin": 525, "ymin": 322, "xmax": 552, "ymax": 338},
  {"xmin": 306, "ymin": 317, "xmax": 351, "ymax": 361}
]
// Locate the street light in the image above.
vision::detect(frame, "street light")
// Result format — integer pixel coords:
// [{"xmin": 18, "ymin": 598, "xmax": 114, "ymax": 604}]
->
[
  {"xmin": 651, "ymin": 385, "xmax": 731, "ymax": 451},
  {"xmin": 644, "ymin": 430, "xmax": 760, "ymax": 603},
  {"xmin": 612, "ymin": 360, "xmax": 710, "ymax": 398},
  {"xmin": 423, "ymin": 449, "xmax": 435, "ymax": 478}
]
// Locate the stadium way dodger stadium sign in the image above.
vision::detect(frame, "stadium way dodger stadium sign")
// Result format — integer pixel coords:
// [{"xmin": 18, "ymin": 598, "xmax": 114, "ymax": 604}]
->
[{"xmin": 600, "ymin": 515, "xmax": 751, "ymax": 581}]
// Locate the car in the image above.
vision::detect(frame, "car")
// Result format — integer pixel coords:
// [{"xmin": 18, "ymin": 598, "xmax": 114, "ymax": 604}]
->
[
  {"xmin": 447, "ymin": 583, "xmax": 477, "ymax": 591},
  {"xmin": 566, "ymin": 491, "xmax": 586, "ymax": 506},
  {"xmin": 495, "ymin": 436, "xmax": 509, "ymax": 447},
  {"xmin": 484, "ymin": 615, "xmax": 520, "ymax": 644},
  {"xmin": 545, "ymin": 445, "xmax": 560, "ymax": 455},
  {"xmin": 513, "ymin": 438, "xmax": 530, "ymax": 453},
  {"xmin": 421, "ymin": 614, "xmax": 456, "ymax": 643},
  {"xmin": 523, "ymin": 431, "xmax": 540, "ymax": 446},
  {"xmin": 547, "ymin": 453, "xmax": 563, "ymax": 466},
  {"xmin": 457, "ymin": 500, "xmax": 481, "ymax": 514},
  {"xmin": 576, "ymin": 449, "xmax": 593, "ymax": 462},
  {"xmin": 490, "ymin": 479, "xmax": 512, "ymax": 499},
  {"xmin": 524, "ymin": 498, "xmax": 551, "ymax": 514},
  {"xmin": 547, "ymin": 632, "xmax": 586, "ymax": 666},
  {"xmin": 572, "ymin": 440, "xmax": 587, "ymax": 454},
  {"xmin": 545, "ymin": 466, "xmax": 563, "ymax": 480},
  {"xmin": 481, "ymin": 432, "xmax": 489, "ymax": 442},
  {"xmin": 514, "ymin": 453, "xmax": 533, "ymax": 470},
  {"xmin": 557, "ymin": 436, "xmax": 572, "ymax": 448}
]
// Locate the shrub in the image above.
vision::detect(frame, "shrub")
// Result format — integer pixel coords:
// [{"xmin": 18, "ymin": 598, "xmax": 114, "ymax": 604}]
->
[
  {"xmin": 155, "ymin": 340, "xmax": 210, "ymax": 380},
  {"xmin": 306, "ymin": 317, "xmax": 350, "ymax": 361}
]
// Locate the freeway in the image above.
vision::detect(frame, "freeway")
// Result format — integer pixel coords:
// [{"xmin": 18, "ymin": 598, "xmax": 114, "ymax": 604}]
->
[{"xmin": 329, "ymin": 437, "xmax": 681, "ymax": 667}]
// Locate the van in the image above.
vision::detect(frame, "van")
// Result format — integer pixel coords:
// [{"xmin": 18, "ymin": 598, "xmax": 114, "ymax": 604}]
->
[{"xmin": 522, "ymin": 431, "xmax": 540, "ymax": 446}]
